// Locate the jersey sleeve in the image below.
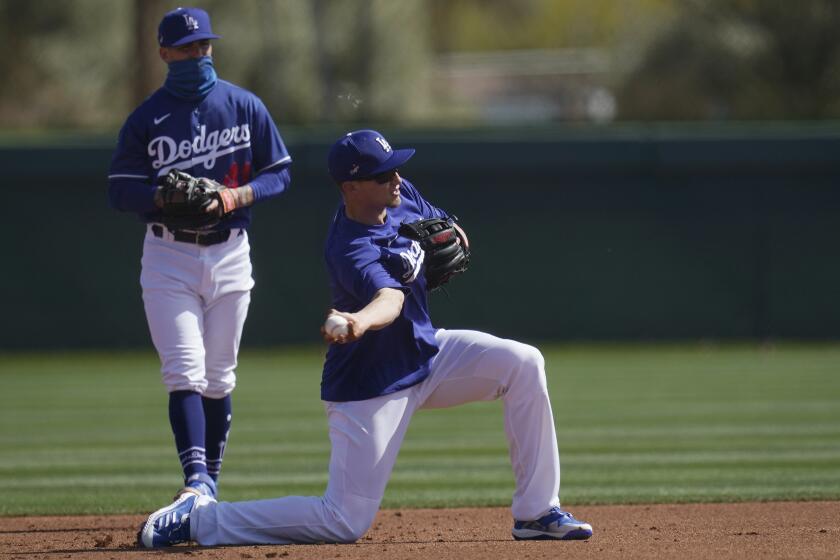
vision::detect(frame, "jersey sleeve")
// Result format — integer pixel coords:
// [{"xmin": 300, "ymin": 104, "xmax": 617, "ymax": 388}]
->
[
  {"xmin": 399, "ymin": 180, "xmax": 448, "ymax": 220},
  {"xmin": 247, "ymin": 97, "xmax": 292, "ymax": 201},
  {"xmin": 330, "ymin": 241, "xmax": 405, "ymax": 305},
  {"xmin": 107, "ymin": 116, "xmax": 157, "ymax": 213}
]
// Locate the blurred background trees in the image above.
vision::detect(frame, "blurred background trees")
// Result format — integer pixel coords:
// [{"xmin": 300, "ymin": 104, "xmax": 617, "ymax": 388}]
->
[
  {"xmin": 619, "ymin": 0, "xmax": 840, "ymax": 120},
  {"xmin": 1, "ymin": 0, "xmax": 838, "ymax": 130}
]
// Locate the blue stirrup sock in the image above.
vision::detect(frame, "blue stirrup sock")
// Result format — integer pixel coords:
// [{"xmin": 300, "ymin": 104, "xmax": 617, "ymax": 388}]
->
[
  {"xmin": 202, "ymin": 395, "xmax": 232, "ymax": 482},
  {"xmin": 168, "ymin": 390, "xmax": 208, "ymax": 483}
]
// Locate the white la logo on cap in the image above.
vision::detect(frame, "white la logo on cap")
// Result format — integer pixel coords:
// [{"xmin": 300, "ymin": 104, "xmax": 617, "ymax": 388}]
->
[
  {"xmin": 183, "ymin": 14, "xmax": 199, "ymax": 31},
  {"xmin": 375, "ymin": 137, "xmax": 392, "ymax": 152}
]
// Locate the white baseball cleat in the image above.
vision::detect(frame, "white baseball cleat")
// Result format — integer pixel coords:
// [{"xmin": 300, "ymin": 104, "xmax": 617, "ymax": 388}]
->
[
  {"xmin": 512, "ymin": 507, "xmax": 593, "ymax": 540},
  {"xmin": 137, "ymin": 487, "xmax": 211, "ymax": 548}
]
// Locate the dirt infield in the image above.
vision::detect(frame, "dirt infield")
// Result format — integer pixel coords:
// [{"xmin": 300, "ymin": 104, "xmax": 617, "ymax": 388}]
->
[{"xmin": 1, "ymin": 501, "xmax": 838, "ymax": 560}]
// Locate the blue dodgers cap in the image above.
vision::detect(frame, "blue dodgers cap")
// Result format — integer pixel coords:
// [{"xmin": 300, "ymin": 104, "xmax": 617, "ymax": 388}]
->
[
  {"xmin": 158, "ymin": 7, "xmax": 221, "ymax": 47},
  {"xmin": 328, "ymin": 130, "xmax": 415, "ymax": 183}
]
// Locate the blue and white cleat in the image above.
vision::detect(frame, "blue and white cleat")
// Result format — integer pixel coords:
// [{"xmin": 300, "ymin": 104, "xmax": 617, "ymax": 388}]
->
[
  {"xmin": 512, "ymin": 507, "xmax": 593, "ymax": 540},
  {"xmin": 137, "ymin": 488, "xmax": 203, "ymax": 548}
]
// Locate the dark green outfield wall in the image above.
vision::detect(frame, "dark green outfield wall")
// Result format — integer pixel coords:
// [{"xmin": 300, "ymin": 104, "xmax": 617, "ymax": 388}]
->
[{"xmin": 3, "ymin": 125, "xmax": 838, "ymax": 349}]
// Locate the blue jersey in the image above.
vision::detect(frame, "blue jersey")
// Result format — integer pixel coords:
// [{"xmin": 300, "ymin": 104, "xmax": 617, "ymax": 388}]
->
[
  {"xmin": 108, "ymin": 79, "xmax": 291, "ymax": 229},
  {"xmin": 321, "ymin": 180, "xmax": 449, "ymax": 402}
]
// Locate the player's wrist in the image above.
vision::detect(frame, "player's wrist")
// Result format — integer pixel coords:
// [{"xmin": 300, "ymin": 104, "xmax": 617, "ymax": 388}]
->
[
  {"xmin": 351, "ymin": 315, "xmax": 371, "ymax": 337},
  {"xmin": 218, "ymin": 189, "xmax": 237, "ymax": 214},
  {"xmin": 235, "ymin": 185, "xmax": 255, "ymax": 208}
]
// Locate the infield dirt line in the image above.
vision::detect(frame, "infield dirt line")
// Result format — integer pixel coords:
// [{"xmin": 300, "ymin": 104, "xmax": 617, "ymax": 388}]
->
[{"xmin": 1, "ymin": 501, "xmax": 838, "ymax": 560}]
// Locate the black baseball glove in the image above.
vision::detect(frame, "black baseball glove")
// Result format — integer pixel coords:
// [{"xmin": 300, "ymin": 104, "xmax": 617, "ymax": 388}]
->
[
  {"xmin": 157, "ymin": 170, "xmax": 230, "ymax": 230},
  {"xmin": 398, "ymin": 216, "xmax": 470, "ymax": 291}
]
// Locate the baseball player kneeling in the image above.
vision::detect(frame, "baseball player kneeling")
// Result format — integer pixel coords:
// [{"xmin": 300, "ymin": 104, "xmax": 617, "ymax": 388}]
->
[{"xmin": 138, "ymin": 130, "xmax": 592, "ymax": 547}]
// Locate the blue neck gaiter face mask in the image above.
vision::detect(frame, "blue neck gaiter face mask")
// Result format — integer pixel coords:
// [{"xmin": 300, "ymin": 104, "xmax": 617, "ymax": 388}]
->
[{"xmin": 164, "ymin": 56, "xmax": 217, "ymax": 101}]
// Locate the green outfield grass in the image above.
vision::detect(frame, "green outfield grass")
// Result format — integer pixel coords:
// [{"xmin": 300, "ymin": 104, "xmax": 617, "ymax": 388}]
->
[{"xmin": 1, "ymin": 343, "xmax": 839, "ymax": 515}]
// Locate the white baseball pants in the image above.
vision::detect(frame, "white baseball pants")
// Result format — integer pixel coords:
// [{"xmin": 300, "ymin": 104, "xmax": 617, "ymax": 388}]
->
[
  {"xmin": 191, "ymin": 329, "xmax": 562, "ymax": 545},
  {"xmin": 141, "ymin": 225, "xmax": 254, "ymax": 398}
]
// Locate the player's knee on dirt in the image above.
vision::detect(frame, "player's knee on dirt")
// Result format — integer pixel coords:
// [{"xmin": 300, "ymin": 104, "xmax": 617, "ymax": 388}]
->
[
  {"xmin": 327, "ymin": 496, "xmax": 379, "ymax": 543},
  {"xmin": 333, "ymin": 520, "xmax": 372, "ymax": 543}
]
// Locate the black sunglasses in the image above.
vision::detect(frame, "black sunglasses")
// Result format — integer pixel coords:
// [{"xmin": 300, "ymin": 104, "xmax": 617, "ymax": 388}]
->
[{"xmin": 362, "ymin": 168, "xmax": 399, "ymax": 184}]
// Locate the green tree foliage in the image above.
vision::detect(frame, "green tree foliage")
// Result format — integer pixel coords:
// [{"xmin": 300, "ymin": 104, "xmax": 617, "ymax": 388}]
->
[
  {"xmin": 5, "ymin": 0, "xmax": 836, "ymax": 128},
  {"xmin": 618, "ymin": 0, "xmax": 840, "ymax": 119},
  {"xmin": 240, "ymin": 0, "xmax": 433, "ymax": 124},
  {"xmin": 0, "ymin": 0, "xmax": 432, "ymax": 128},
  {"xmin": 428, "ymin": 0, "xmax": 672, "ymax": 52},
  {"xmin": 0, "ymin": 0, "xmax": 130, "ymax": 129}
]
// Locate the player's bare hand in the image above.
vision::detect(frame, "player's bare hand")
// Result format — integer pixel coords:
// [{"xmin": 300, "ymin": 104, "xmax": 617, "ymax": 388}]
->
[{"xmin": 322, "ymin": 309, "xmax": 368, "ymax": 344}]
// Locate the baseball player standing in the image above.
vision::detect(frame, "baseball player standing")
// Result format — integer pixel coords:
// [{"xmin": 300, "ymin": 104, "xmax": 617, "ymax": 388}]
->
[
  {"xmin": 108, "ymin": 7, "xmax": 292, "ymax": 500},
  {"xmin": 138, "ymin": 130, "xmax": 591, "ymax": 547}
]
